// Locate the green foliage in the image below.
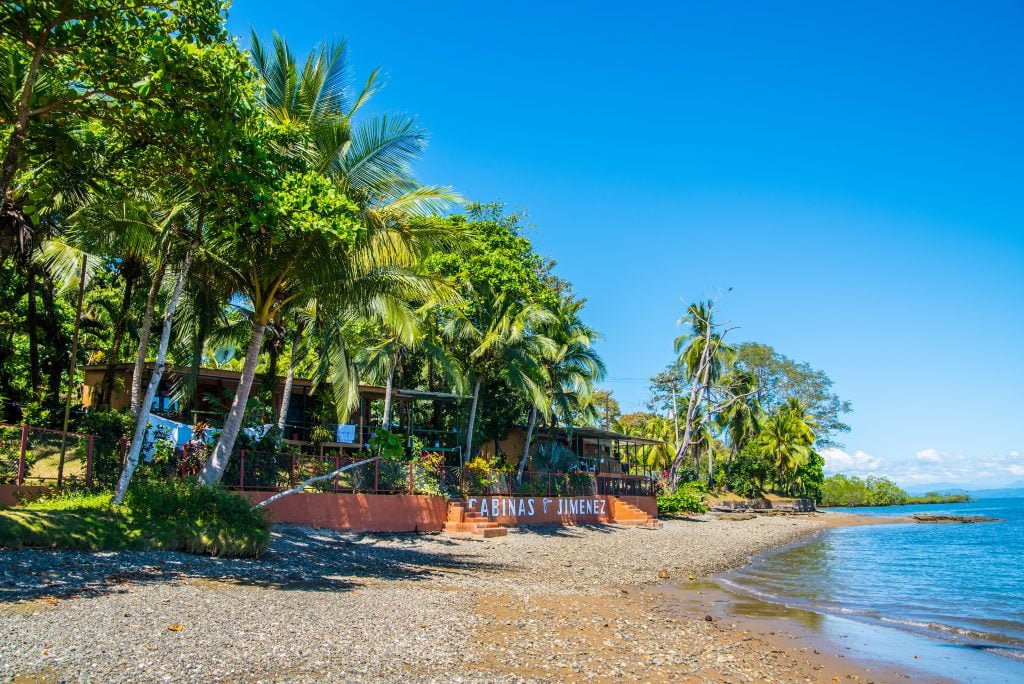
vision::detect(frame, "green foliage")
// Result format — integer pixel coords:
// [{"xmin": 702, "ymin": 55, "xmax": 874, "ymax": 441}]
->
[
  {"xmin": 734, "ymin": 343, "xmax": 851, "ymax": 447},
  {"xmin": 73, "ymin": 410, "xmax": 134, "ymax": 488},
  {"xmin": 819, "ymin": 474, "xmax": 911, "ymax": 507},
  {"xmin": 532, "ymin": 440, "xmax": 580, "ymax": 473},
  {"xmin": 369, "ymin": 429, "xmax": 405, "ymax": 461},
  {"xmin": 1, "ymin": 481, "xmax": 270, "ymax": 557},
  {"xmin": 658, "ymin": 483, "xmax": 708, "ymax": 516}
]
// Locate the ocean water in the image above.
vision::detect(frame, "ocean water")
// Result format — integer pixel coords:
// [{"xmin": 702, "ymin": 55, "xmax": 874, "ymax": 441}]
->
[{"xmin": 721, "ymin": 498, "xmax": 1024, "ymax": 676}]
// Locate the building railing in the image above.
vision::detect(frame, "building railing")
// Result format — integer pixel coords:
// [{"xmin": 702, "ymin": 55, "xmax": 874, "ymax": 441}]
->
[
  {"xmin": 222, "ymin": 450, "xmax": 657, "ymax": 498},
  {"xmin": 0, "ymin": 424, "xmax": 96, "ymax": 487}
]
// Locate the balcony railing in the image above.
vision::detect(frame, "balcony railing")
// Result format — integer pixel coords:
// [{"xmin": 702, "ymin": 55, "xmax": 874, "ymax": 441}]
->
[{"xmin": 219, "ymin": 450, "xmax": 657, "ymax": 497}]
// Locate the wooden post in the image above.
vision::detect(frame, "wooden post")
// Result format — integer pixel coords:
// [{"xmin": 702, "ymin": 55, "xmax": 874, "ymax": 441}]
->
[
  {"xmin": 86, "ymin": 435, "xmax": 94, "ymax": 487},
  {"xmin": 17, "ymin": 425, "xmax": 28, "ymax": 485}
]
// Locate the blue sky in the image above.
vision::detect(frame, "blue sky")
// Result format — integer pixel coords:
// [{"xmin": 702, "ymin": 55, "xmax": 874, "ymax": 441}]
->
[{"xmin": 228, "ymin": 0, "xmax": 1024, "ymax": 488}]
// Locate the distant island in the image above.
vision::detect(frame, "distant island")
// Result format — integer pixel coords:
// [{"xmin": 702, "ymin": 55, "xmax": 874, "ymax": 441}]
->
[{"xmin": 821, "ymin": 474, "xmax": 971, "ymax": 507}]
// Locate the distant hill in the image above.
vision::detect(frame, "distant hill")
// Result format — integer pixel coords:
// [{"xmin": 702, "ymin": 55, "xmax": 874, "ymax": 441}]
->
[{"xmin": 906, "ymin": 481, "xmax": 1024, "ymax": 499}]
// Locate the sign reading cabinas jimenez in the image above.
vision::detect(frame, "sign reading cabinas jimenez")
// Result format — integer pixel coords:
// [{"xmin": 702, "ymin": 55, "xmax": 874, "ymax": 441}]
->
[{"xmin": 467, "ymin": 496, "xmax": 609, "ymax": 522}]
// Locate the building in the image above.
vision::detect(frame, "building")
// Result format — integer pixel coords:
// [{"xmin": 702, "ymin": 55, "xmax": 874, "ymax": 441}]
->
[{"xmin": 80, "ymin": 363, "xmax": 467, "ymax": 456}]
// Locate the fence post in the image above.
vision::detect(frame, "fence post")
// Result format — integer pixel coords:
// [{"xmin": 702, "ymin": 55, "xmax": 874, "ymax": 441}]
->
[
  {"xmin": 290, "ymin": 453, "xmax": 296, "ymax": 487},
  {"xmin": 408, "ymin": 462, "xmax": 414, "ymax": 495},
  {"xmin": 239, "ymin": 450, "xmax": 246, "ymax": 489},
  {"xmin": 373, "ymin": 458, "xmax": 379, "ymax": 494},
  {"xmin": 17, "ymin": 425, "xmax": 28, "ymax": 485},
  {"xmin": 86, "ymin": 435, "xmax": 94, "ymax": 487}
]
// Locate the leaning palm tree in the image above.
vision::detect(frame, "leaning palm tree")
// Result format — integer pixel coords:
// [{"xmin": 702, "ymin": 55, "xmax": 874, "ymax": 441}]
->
[{"xmin": 668, "ymin": 300, "xmax": 735, "ymax": 486}]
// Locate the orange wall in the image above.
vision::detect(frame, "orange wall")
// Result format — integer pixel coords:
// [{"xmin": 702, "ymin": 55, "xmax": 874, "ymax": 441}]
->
[{"xmin": 239, "ymin": 491, "xmax": 447, "ymax": 532}]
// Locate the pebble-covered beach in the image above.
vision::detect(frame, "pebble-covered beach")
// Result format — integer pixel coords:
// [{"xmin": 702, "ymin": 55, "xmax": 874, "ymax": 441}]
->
[{"xmin": 1, "ymin": 515, "xmax": 900, "ymax": 682}]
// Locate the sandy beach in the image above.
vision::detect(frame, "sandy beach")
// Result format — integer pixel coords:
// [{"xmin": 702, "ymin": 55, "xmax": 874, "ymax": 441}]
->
[{"xmin": 0, "ymin": 513, "xmax": 925, "ymax": 683}]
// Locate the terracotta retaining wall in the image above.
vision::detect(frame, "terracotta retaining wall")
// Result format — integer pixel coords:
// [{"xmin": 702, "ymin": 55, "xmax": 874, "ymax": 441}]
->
[
  {"xmin": 239, "ymin": 491, "xmax": 448, "ymax": 533},
  {"xmin": 0, "ymin": 485, "xmax": 51, "ymax": 507}
]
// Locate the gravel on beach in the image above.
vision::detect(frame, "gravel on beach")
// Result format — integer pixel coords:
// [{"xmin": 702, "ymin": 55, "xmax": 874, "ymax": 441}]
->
[{"xmin": 0, "ymin": 514, "xmax": 876, "ymax": 683}]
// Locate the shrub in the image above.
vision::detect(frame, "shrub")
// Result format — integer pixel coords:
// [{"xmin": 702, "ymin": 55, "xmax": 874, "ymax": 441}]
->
[
  {"xmin": 73, "ymin": 410, "xmax": 135, "ymax": 488},
  {"xmin": 125, "ymin": 480, "xmax": 270, "ymax": 557},
  {"xmin": 657, "ymin": 483, "xmax": 708, "ymax": 516},
  {"xmin": 0, "ymin": 481, "xmax": 270, "ymax": 557}
]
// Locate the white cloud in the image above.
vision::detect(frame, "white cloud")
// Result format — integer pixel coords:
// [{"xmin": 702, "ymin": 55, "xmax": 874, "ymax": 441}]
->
[
  {"xmin": 822, "ymin": 448, "xmax": 883, "ymax": 474},
  {"xmin": 915, "ymin": 448, "xmax": 944, "ymax": 463},
  {"xmin": 829, "ymin": 447, "xmax": 1024, "ymax": 488}
]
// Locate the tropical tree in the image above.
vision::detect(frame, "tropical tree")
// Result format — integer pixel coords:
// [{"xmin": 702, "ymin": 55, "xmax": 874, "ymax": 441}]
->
[
  {"xmin": 756, "ymin": 399, "xmax": 817, "ymax": 493},
  {"xmin": 716, "ymin": 369, "xmax": 762, "ymax": 484},
  {"xmin": 518, "ymin": 297, "xmax": 604, "ymax": 481},
  {"xmin": 445, "ymin": 288, "xmax": 553, "ymax": 462},
  {"xmin": 667, "ymin": 300, "xmax": 735, "ymax": 485},
  {"xmin": 196, "ymin": 33, "xmax": 460, "ymax": 484}
]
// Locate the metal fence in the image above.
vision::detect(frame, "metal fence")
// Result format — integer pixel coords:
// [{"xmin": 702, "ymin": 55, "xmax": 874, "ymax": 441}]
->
[
  {"xmin": 223, "ymin": 450, "xmax": 657, "ymax": 498},
  {"xmin": 0, "ymin": 424, "xmax": 96, "ymax": 486}
]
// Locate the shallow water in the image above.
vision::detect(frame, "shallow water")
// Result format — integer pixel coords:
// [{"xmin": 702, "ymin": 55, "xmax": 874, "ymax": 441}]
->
[{"xmin": 721, "ymin": 498, "xmax": 1024, "ymax": 679}]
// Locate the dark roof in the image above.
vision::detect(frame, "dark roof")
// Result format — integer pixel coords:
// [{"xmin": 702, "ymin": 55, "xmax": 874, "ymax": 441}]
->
[
  {"xmin": 81, "ymin": 363, "xmax": 470, "ymax": 402},
  {"xmin": 522, "ymin": 425, "xmax": 664, "ymax": 446}
]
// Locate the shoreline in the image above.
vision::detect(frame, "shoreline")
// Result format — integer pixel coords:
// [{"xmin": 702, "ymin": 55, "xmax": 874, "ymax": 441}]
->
[{"xmin": 0, "ymin": 512, "xmax": 968, "ymax": 682}]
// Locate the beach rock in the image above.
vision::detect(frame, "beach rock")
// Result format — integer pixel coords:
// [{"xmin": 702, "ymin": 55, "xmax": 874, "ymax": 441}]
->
[{"xmin": 910, "ymin": 514, "xmax": 1001, "ymax": 523}]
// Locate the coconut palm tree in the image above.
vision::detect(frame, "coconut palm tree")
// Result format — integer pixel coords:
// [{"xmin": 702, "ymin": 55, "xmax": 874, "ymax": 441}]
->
[
  {"xmin": 517, "ymin": 297, "xmax": 604, "ymax": 482},
  {"xmin": 668, "ymin": 300, "xmax": 735, "ymax": 485},
  {"xmin": 717, "ymin": 369, "xmax": 762, "ymax": 485},
  {"xmin": 757, "ymin": 400, "xmax": 817, "ymax": 493},
  {"xmin": 444, "ymin": 287, "xmax": 554, "ymax": 462},
  {"xmin": 197, "ymin": 34, "xmax": 460, "ymax": 485}
]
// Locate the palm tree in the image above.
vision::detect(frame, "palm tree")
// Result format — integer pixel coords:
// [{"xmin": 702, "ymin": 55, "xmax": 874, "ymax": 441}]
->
[
  {"xmin": 197, "ymin": 34, "xmax": 460, "ymax": 485},
  {"xmin": 444, "ymin": 287, "xmax": 554, "ymax": 463},
  {"xmin": 668, "ymin": 300, "xmax": 735, "ymax": 485},
  {"xmin": 517, "ymin": 297, "xmax": 605, "ymax": 482},
  {"xmin": 757, "ymin": 400, "xmax": 817, "ymax": 494},
  {"xmin": 717, "ymin": 369, "xmax": 762, "ymax": 486}
]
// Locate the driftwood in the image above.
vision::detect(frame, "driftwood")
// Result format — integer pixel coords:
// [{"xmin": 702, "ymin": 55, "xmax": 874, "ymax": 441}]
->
[{"xmin": 253, "ymin": 456, "xmax": 382, "ymax": 509}]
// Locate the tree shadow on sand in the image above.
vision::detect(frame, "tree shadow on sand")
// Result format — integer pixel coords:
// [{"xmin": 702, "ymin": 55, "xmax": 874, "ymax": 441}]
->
[{"xmin": 0, "ymin": 525, "xmax": 505, "ymax": 602}]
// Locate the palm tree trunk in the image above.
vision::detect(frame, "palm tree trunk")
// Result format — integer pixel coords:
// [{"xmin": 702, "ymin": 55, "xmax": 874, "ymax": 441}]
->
[
  {"xmin": 517, "ymin": 405, "xmax": 538, "ymax": 484},
  {"xmin": 26, "ymin": 265, "xmax": 40, "ymax": 391},
  {"xmin": 99, "ymin": 271, "xmax": 136, "ymax": 407},
  {"xmin": 381, "ymin": 362, "xmax": 396, "ymax": 429},
  {"xmin": 464, "ymin": 377, "xmax": 482, "ymax": 464},
  {"xmin": 41, "ymin": 278, "xmax": 65, "ymax": 400},
  {"xmin": 200, "ymin": 319, "xmax": 268, "ymax": 485},
  {"xmin": 276, "ymin": 322, "xmax": 303, "ymax": 432},
  {"xmin": 130, "ymin": 257, "xmax": 167, "ymax": 415},
  {"xmin": 114, "ymin": 248, "xmax": 194, "ymax": 504}
]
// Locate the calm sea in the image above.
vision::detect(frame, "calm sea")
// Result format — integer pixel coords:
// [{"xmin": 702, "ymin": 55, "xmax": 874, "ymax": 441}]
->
[{"xmin": 721, "ymin": 498, "xmax": 1024, "ymax": 678}]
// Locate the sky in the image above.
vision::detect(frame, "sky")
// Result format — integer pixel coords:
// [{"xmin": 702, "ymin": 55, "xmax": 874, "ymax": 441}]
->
[{"xmin": 227, "ymin": 0, "xmax": 1024, "ymax": 489}]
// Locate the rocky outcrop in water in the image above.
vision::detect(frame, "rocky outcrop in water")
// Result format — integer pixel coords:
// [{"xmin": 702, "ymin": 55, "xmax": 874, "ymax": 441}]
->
[{"xmin": 911, "ymin": 513, "xmax": 1001, "ymax": 523}]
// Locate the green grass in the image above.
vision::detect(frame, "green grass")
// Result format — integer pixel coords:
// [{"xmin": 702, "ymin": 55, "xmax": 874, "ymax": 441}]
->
[{"xmin": 0, "ymin": 481, "xmax": 270, "ymax": 557}]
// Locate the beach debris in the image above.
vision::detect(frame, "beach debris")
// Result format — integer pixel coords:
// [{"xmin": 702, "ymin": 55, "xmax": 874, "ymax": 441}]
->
[
  {"xmin": 167, "ymin": 624, "xmax": 185, "ymax": 632},
  {"xmin": 704, "ymin": 615, "xmax": 714, "ymax": 622},
  {"xmin": 658, "ymin": 569, "xmax": 670, "ymax": 579}
]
